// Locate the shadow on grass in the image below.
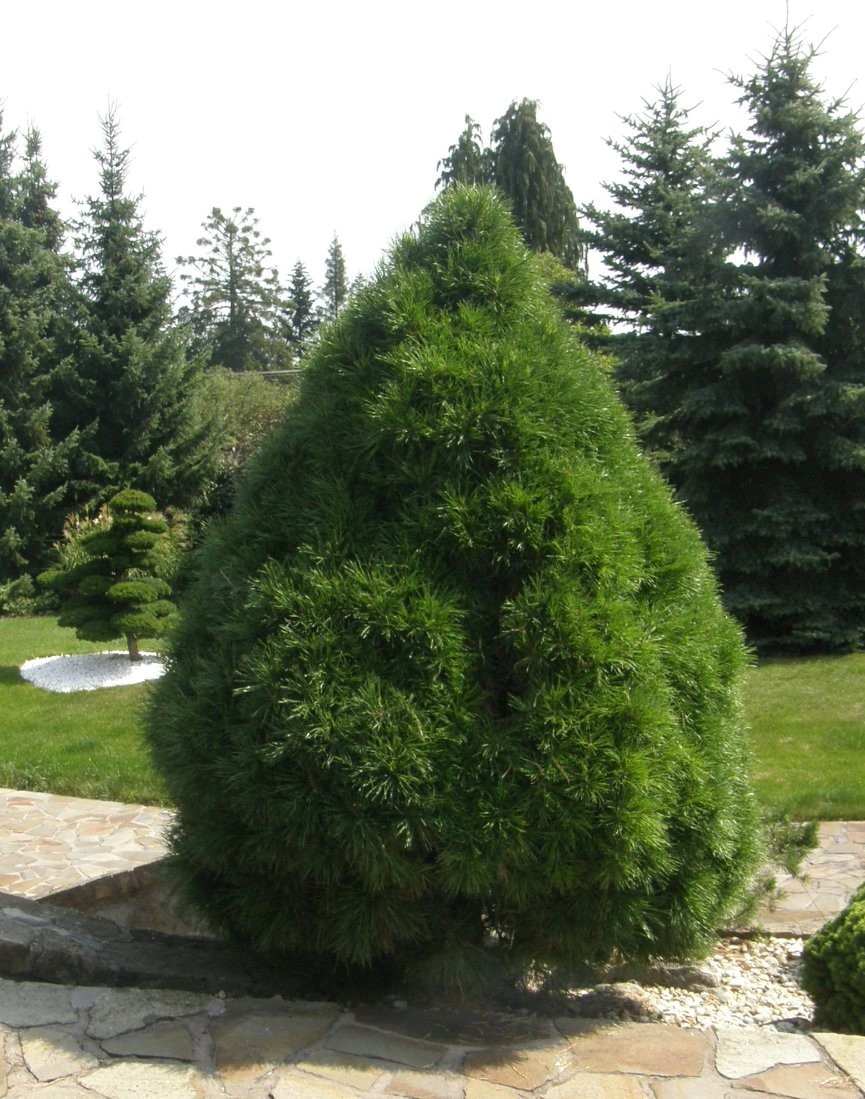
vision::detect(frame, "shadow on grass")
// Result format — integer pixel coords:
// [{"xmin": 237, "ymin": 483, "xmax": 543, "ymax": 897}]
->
[{"xmin": 0, "ymin": 664, "xmax": 24, "ymax": 687}]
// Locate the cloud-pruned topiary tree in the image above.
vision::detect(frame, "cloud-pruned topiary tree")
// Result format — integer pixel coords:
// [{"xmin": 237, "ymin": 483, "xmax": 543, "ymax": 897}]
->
[
  {"xmin": 147, "ymin": 187, "xmax": 759, "ymax": 984},
  {"xmin": 40, "ymin": 489, "xmax": 177, "ymax": 661}
]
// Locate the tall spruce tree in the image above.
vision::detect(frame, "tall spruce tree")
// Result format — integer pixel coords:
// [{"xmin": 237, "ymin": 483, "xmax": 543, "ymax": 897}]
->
[
  {"xmin": 572, "ymin": 80, "xmax": 726, "ymax": 459},
  {"xmin": 178, "ymin": 206, "xmax": 290, "ymax": 372},
  {"xmin": 0, "ymin": 119, "xmax": 89, "ymax": 581},
  {"xmin": 321, "ymin": 233, "xmax": 348, "ymax": 320},
  {"xmin": 54, "ymin": 109, "xmax": 217, "ymax": 509},
  {"xmin": 283, "ymin": 259, "xmax": 318, "ymax": 354},
  {"xmin": 148, "ymin": 187, "xmax": 758, "ymax": 982},
  {"xmin": 680, "ymin": 29, "xmax": 865, "ymax": 651}
]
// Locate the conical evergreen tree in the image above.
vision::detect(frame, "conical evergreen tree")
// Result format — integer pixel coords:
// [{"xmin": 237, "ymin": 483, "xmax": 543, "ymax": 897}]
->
[
  {"xmin": 489, "ymin": 99, "xmax": 584, "ymax": 269},
  {"xmin": 54, "ymin": 109, "xmax": 218, "ymax": 508},
  {"xmin": 321, "ymin": 233, "xmax": 348, "ymax": 320},
  {"xmin": 283, "ymin": 259, "xmax": 318, "ymax": 354},
  {"xmin": 570, "ymin": 79, "xmax": 727, "ymax": 459},
  {"xmin": 436, "ymin": 115, "xmax": 490, "ymax": 189},
  {"xmin": 148, "ymin": 188, "xmax": 758, "ymax": 982},
  {"xmin": 0, "ymin": 120, "xmax": 89, "ymax": 581},
  {"xmin": 678, "ymin": 29, "xmax": 865, "ymax": 651}
]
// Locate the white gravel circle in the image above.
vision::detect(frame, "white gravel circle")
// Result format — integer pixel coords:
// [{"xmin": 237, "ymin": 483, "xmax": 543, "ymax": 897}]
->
[{"xmin": 19, "ymin": 651, "xmax": 165, "ymax": 693}]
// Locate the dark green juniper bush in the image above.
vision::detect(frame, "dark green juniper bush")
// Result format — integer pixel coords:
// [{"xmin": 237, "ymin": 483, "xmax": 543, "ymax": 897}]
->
[
  {"xmin": 40, "ymin": 489, "xmax": 177, "ymax": 661},
  {"xmin": 147, "ymin": 187, "xmax": 759, "ymax": 986}
]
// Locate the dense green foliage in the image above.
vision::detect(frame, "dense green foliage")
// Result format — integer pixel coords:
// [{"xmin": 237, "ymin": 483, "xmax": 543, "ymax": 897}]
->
[
  {"xmin": 40, "ymin": 489, "xmax": 177, "ymax": 660},
  {"xmin": 55, "ymin": 111, "xmax": 218, "ymax": 509},
  {"xmin": 178, "ymin": 205, "xmax": 291, "ymax": 372},
  {"xmin": 437, "ymin": 101, "xmax": 584, "ymax": 270},
  {"xmin": 0, "ymin": 118, "xmax": 92, "ymax": 581},
  {"xmin": 802, "ymin": 882, "xmax": 865, "ymax": 1033},
  {"xmin": 148, "ymin": 187, "xmax": 759, "ymax": 981},
  {"xmin": 582, "ymin": 31, "xmax": 865, "ymax": 653}
]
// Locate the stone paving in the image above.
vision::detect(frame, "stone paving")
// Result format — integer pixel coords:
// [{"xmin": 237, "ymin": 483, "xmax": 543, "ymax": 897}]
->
[
  {"xmin": 0, "ymin": 789, "xmax": 171, "ymax": 901},
  {"xmin": 1, "ymin": 788, "xmax": 865, "ymax": 1096}
]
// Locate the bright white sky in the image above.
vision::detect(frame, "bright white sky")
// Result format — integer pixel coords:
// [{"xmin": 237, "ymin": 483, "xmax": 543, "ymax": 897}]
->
[{"xmin": 2, "ymin": 0, "xmax": 864, "ymax": 295}]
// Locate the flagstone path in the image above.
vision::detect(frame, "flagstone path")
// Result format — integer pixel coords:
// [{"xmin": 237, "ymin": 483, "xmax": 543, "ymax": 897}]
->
[{"xmin": 1, "ymin": 787, "xmax": 864, "ymax": 1097}]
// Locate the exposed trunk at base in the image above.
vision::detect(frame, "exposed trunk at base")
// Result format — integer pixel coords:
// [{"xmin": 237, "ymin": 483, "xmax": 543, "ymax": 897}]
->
[{"xmin": 126, "ymin": 634, "xmax": 141, "ymax": 662}]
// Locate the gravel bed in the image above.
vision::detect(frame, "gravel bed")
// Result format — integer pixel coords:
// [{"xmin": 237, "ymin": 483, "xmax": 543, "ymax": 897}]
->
[
  {"xmin": 570, "ymin": 935, "xmax": 815, "ymax": 1030},
  {"xmin": 19, "ymin": 651, "xmax": 165, "ymax": 693}
]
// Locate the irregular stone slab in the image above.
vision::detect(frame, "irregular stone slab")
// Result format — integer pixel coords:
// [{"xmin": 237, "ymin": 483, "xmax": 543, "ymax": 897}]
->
[
  {"xmin": 545, "ymin": 1071, "xmax": 646, "ymax": 1097},
  {"xmin": 20, "ymin": 1026, "xmax": 100, "ymax": 1082},
  {"xmin": 385, "ymin": 1068, "xmax": 466, "ymax": 1098},
  {"xmin": 324, "ymin": 1024, "xmax": 444, "ymax": 1069},
  {"xmin": 556, "ymin": 1021, "xmax": 707, "ymax": 1077},
  {"xmin": 78, "ymin": 1059, "xmax": 204, "ymax": 1098},
  {"xmin": 464, "ymin": 1081, "xmax": 526, "ymax": 1099},
  {"xmin": 812, "ymin": 1032, "xmax": 865, "ymax": 1091},
  {"xmin": 295, "ymin": 1049, "xmax": 391, "ymax": 1089},
  {"xmin": 650, "ymin": 1080, "xmax": 741, "ymax": 1097},
  {"xmin": 86, "ymin": 987, "xmax": 213, "ymax": 1039},
  {"xmin": 462, "ymin": 1044, "xmax": 573, "ymax": 1090},
  {"xmin": 733, "ymin": 1059, "xmax": 861, "ymax": 1098},
  {"xmin": 0, "ymin": 978, "xmax": 76, "ymax": 1027},
  {"xmin": 715, "ymin": 1026, "xmax": 821, "ymax": 1079},
  {"xmin": 355, "ymin": 1005, "xmax": 554, "ymax": 1046},
  {"xmin": 211, "ymin": 1006, "xmax": 341, "ymax": 1087},
  {"xmin": 270, "ymin": 1076, "xmax": 357, "ymax": 1099},
  {"xmin": 100, "ymin": 1019, "xmax": 195, "ymax": 1061},
  {"xmin": 17, "ymin": 1085, "xmax": 96, "ymax": 1097}
]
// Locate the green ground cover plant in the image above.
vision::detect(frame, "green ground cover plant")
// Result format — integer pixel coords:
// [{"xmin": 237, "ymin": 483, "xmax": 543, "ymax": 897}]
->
[
  {"xmin": 148, "ymin": 187, "xmax": 759, "ymax": 982},
  {"xmin": 0, "ymin": 616, "xmax": 167, "ymax": 805},
  {"xmin": 745, "ymin": 653, "xmax": 865, "ymax": 820}
]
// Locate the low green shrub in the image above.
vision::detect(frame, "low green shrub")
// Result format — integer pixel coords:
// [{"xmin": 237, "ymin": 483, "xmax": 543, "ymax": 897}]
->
[{"xmin": 802, "ymin": 882, "xmax": 865, "ymax": 1033}]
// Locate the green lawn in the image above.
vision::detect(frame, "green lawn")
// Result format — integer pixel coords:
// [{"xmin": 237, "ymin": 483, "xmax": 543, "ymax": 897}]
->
[
  {"xmin": 0, "ymin": 616, "xmax": 169, "ymax": 805},
  {"xmin": 745, "ymin": 652, "xmax": 865, "ymax": 820},
  {"xmin": 1, "ymin": 616, "xmax": 864, "ymax": 819}
]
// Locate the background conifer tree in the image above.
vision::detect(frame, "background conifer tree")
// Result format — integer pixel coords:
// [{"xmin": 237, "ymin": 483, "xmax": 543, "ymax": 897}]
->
[
  {"xmin": 283, "ymin": 259, "xmax": 318, "ymax": 354},
  {"xmin": 148, "ymin": 188, "xmax": 758, "ymax": 982},
  {"xmin": 571, "ymin": 79, "xmax": 726, "ymax": 459},
  {"xmin": 678, "ymin": 29, "xmax": 865, "ymax": 651},
  {"xmin": 320, "ymin": 233, "xmax": 348, "ymax": 320},
  {"xmin": 54, "ymin": 109, "xmax": 218, "ymax": 509},
  {"xmin": 436, "ymin": 115, "xmax": 489, "ymax": 188},
  {"xmin": 0, "ymin": 118, "xmax": 90, "ymax": 582},
  {"xmin": 178, "ymin": 205, "xmax": 290, "ymax": 372}
]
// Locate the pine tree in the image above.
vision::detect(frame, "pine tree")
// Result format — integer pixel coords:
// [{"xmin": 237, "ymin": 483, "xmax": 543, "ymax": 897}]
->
[
  {"xmin": 283, "ymin": 259, "xmax": 318, "ymax": 354},
  {"xmin": 489, "ymin": 99, "xmax": 584, "ymax": 269},
  {"xmin": 148, "ymin": 187, "xmax": 758, "ymax": 983},
  {"xmin": 321, "ymin": 233, "xmax": 347, "ymax": 320},
  {"xmin": 0, "ymin": 120, "xmax": 88, "ymax": 582},
  {"xmin": 436, "ymin": 115, "xmax": 489, "ymax": 189},
  {"xmin": 571, "ymin": 79, "xmax": 727, "ymax": 459},
  {"xmin": 54, "ymin": 109, "xmax": 217, "ymax": 509},
  {"xmin": 178, "ymin": 206, "xmax": 289, "ymax": 372},
  {"xmin": 679, "ymin": 29, "xmax": 865, "ymax": 651}
]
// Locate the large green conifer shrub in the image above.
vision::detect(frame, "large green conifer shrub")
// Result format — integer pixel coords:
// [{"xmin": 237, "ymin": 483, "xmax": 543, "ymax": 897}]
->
[{"xmin": 148, "ymin": 188, "xmax": 759, "ymax": 980}]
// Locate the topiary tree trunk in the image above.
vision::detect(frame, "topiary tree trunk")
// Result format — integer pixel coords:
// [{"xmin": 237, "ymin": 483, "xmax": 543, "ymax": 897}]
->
[
  {"xmin": 147, "ymin": 187, "xmax": 760, "ymax": 985},
  {"xmin": 39, "ymin": 489, "xmax": 177, "ymax": 661}
]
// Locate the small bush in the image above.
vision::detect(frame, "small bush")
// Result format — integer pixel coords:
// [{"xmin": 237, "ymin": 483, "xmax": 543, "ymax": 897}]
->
[
  {"xmin": 148, "ymin": 187, "xmax": 760, "ymax": 984},
  {"xmin": 802, "ymin": 882, "xmax": 865, "ymax": 1033}
]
